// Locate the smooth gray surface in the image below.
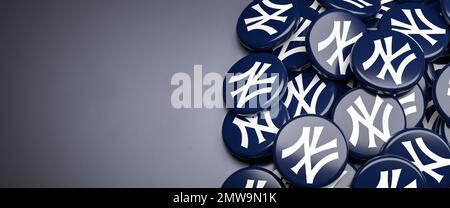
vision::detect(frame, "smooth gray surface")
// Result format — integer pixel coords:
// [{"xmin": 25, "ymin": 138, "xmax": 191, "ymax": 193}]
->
[{"xmin": 0, "ymin": 0, "xmax": 252, "ymax": 187}]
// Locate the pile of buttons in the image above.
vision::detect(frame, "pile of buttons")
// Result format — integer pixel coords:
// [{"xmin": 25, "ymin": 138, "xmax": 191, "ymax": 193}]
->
[{"xmin": 221, "ymin": 0, "xmax": 450, "ymax": 188}]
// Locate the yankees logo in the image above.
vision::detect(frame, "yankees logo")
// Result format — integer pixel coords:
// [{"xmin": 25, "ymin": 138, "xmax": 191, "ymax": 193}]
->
[
  {"xmin": 376, "ymin": 169, "xmax": 417, "ymax": 188},
  {"xmin": 245, "ymin": 179, "xmax": 267, "ymax": 188},
  {"xmin": 281, "ymin": 126, "xmax": 339, "ymax": 184},
  {"xmin": 362, "ymin": 36, "xmax": 416, "ymax": 85},
  {"xmin": 229, "ymin": 61, "xmax": 277, "ymax": 108},
  {"xmin": 402, "ymin": 137, "xmax": 450, "ymax": 183},
  {"xmin": 274, "ymin": 18, "xmax": 311, "ymax": 61},
  {"xmin": 346, "ymin": 96, "xmax": 393, "ymax": 148},
  {"xmin": 283, "ymin": 74, "xmax": 326, "ymax": 117},
  {"xmin": 391, "ymin": 9, "xmax": 446, "ymax": 46},
  {"xmin": 244, "ymin": 0, "xmax": 293, "ymax": 35},
  {"xmin": 233, "ymin": 111, "xmax": 279, "ymax": 149},
  {"xmin": 318, "ymin": 21, "xmax": 363, "ymax": 75},
  {"xmin": 343, "ymin": 0, "xmax": 372, "ymax": 9},
  {"xmin": 399, "ymin": 92, "xmax": 417, "ymax": 116}
]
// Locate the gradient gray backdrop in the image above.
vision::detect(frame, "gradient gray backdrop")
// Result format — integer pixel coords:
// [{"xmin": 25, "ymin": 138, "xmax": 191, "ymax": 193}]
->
[{"xmin": 0, "ymin": 0, "xmax": 254, "ymax": 187}]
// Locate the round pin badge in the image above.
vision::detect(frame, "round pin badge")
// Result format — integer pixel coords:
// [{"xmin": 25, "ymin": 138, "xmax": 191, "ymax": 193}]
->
[
  {"xmin": 378, "ymin": 3, "xmax": 450, "ymax": 61},
  {"xmin": 281, "ymin": 69, "xmax": 337, "ymax": 119},
  {"xmin": 222, "ymin": 103, "xmax": 289, "ymax": 160},
  {"xmin": 222, "ymin": 167, "xmax": 284, "ymax": 188},
  {"xmin": 307, "ymin": 10, "xmax": 367, "ymax": 80},
  {"xmin": 352, "ymin": 155, "xmax": 427, "ymax": 188},
  {"xmin": 318, "ymin": 0, "xmax": 381, "ymax": 20},
  {"xmin": 273, "ymin": 115, "xmax": 348, "ymax": 188},
  {"xmin": 352, "ymin": 30, "xmax": 425, "ymax": 95},
  {"xmin": 433, "ymin": 65, "xmax": 450, "ymax": 125},
  {"xmin": 332, "ymin": 88, "xmax": 406, "ymax": 160},
  {"xmin": 273, "ymin": 11, "xmax": 316, "ymax": 72},
  {"xmin": 396, "ymin": 85, "xmax": 425, "ymax": 128},
  {"xmin": 223, "ymin": 53, "xmax": 288, "ymax": 115},
  {"xmin": 383, "ymin": 128, "xmax": 450, "ymax": 188},
  {"xmin": 237, "ymin": 0, "xmax": 300, "ymax": 51}
]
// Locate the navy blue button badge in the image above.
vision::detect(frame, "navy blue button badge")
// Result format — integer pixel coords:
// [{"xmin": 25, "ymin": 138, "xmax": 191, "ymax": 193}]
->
[
  {"xmin": 273, "ymin": 115, "xmax": 348, "ymax": 188},
  {"xmin": 237, "ymin": 0, "xmax": 299, "ymax": 51},
  {"xmin": 352, "ymin": 30, "xmax": 425, "ymax": 95},
  {"xmin": 222, "ymin": 103, "xmax": 289, "ymax": 160},
  {"xmin": 273, "ymin": 14, "xmax": 315, "ymax": 72},
  {"xmin": 223, "ymin": 53, "xmax": 288, "ymax": 115},
  {"xmin": 383, "ymin": 129, "xmax": 450, "ymax": 187},
  {"xmin": 323, "ymin": 163, "xmax": 356, "ymax": 188},
  {"xmin": 365, "ymin": 0, "xmax": 398, "ymax": 30},
  {"xmin": 352, "ymin": 155, "xmax": 427, "ymax": 188},
  {"xmin": 397, "ymin": 85, "xmax": 426, "ymax": 128},
  {"xmin": 222, "ymin": 167, "xmax": 284, "ymax": 188},
  {"xmin": 319, "ymin": 0, "xmax": 381, "ymax": 20},
  {"xmin": 307, "ymin": 11, "xmax": 367, "ymax": 80},
  {"xmin": 422, "ymin": 98, "xmax": 444, "ymax": 131},
  {"xmin": 443, "ymin": 0, "xmax": 450, "ymax": 25},
  {"xmin": 433, "ymin": 64, "xmax": 450, "ymax": 125},
  {"xmin": 332, "ymin": 88, "xmax": 406, "ymax": 160},
  {"xmin": 281, "ymin": 69, "xmax": 337, "ymax": 118},
  {"xmin": 379, "ymin": 3, "xmax": 450, "ymax": 61}
]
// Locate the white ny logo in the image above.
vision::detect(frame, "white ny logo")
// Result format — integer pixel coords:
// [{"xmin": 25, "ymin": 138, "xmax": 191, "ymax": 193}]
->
[
  {"xmin": 363, "ymin": 36, "xmax": 416, "ymax": 85},
  {"xmin": 309, "ymin": 0, "xmax": 325, "ymax": 13},
  {"xmin": 233, "ymin": 111, "xmax": 279, "ymax": 149},
  {"xmin": 376, "ymin": 0, "xmax": 395, "ymax": 19},
  {"xmin": 399, "ymin": 92, "xmax": 417, "ymax": 116},
  {"xmin": 343, "ymin": 0, "xmax": 372, "ymax": 9},
  {"xmin": 283, "ymin": 74, "xmax": 326, "ymax": 117},
  {"xmin": 402, "ymin": 137, "xmax": 450, "ymax": 183},
  {"xmin": 376, "ymin": 169, "xmax": 417, "ymax": 188},
  {"xmin": 391, "ymin": 9, "xmax": 446, "ymax": 46},
  {"xmin": 245, "ymin": 179, "xmax": 267, "ymax": 188},
  {"xmin": 281, "ymin": 126, "xmax": 339, "ymax": 184},
  {"xmin": 244, "ymin": 0, "xmax": 293, "ymax": 35},
  {"xmin": 274, "ymin": 18, "xmax": 311, "ymax": 61},
  {"xmin": 229, "ymin": 62, "xmax": 277, "ymax": 108},
  {"xmin": 346, "ymin": 96, "xmax": 393, "ymax": 148},
  {"xmin": 318, "ymin": 21, "xmax": 363, "ymax": 75}
]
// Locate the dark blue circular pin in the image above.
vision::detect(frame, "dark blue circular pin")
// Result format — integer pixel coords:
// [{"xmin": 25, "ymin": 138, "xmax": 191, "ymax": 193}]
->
[
  {"xmin": 442, "ymin": 0, "xmax": 450, "ymax": 24},
  {"xmin": 307, "ymin": 10, "xmax": 367, "ymax": 80},
  {"xmin": 318, "ymin": 0, "xmax": 381, "ymax": 20},
  {"xmin": 352, "ymin": 155, "xmax": 427, "ymax": 188},
  {"xmin": 378, "ymin": 3, "xmax": 450, "ymax": 61},
  {"xmin": 397, "ymin": 85, "xmax": 426, "ymax": 128},
  {"xmin": 332, "ymin": 88, "xmax": 406, "ymax": 160},
  {"xmin": 352, "ymin": 30, "xmax": 425, "ymax": 95},
  {"xmin": 223, "ymin": 53, "xmax": 288, "ymax": 115},
  {"xmin": 237, "ymin": 0, "xmax": 299, "ymax": 51},
  {"xmin": 433, "ymin": 65, "xmax": 450, "ymax": 125},
  {"xmin": 222, "ymin": 103, "xmax": 289, "ymax": 160},
  {"xmin": 273, "ymin": 115, "xmax": 348, "ymax": 188},
  {"xmin": 281, "ymin": 69, "xmax": 337, "ymax": 119},
  {"xmin": 222, "ymin": 167, "xmax": 284, "ymax": 188},
  {"xmin": 383, "ymin": 128, "xmax": 450, "ymax": 188},
  {"xmin": 273, "ymin": 13, "xmax": 316, "ymax": 72}
]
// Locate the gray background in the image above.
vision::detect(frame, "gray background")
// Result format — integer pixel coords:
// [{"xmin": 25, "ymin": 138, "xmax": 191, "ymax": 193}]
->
[{"xmin": 0, "ymin": 0, "xmax": 254, "ymax": 187}]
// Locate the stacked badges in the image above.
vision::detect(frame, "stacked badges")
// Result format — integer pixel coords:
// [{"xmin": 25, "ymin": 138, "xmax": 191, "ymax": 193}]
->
[{"xmin": 222, "ymin": 0, "xmax": 450, "ymax": 188}]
